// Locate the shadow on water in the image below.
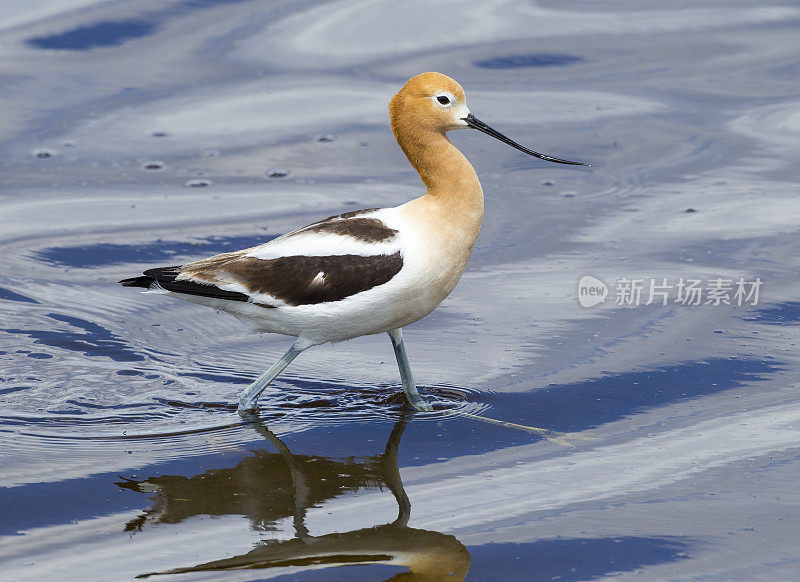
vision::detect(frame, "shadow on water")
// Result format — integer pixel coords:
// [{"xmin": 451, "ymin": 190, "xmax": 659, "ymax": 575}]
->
[
  {"xmin": 123, "ymin": 414, "xmax": 472, "ymax": 581},
  {"xmin": 35, "ymin": 234, "xmax": 277, "ymax": 269}
]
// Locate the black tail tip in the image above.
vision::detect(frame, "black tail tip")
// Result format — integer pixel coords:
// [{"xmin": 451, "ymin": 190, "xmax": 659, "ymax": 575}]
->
[{"xmin": 119, "ymin": 276, "xmax": 153, "ymax": 288}]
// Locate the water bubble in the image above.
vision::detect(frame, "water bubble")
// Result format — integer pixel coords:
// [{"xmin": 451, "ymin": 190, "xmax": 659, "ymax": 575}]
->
[
  {"xmin": 184, "ymin": 179, "xmax": 212, "ymax": 188},
  {"xmin": 316, "ymin": 134, "xmax": 335, "ymax": 143},
  {"xmin": 267, "ymin": 169, "xmax": 289, "ymax": 178},
  {"xmin": 141, "ymin": 161, "xmax": 164, "ymax": 170},
  {"xmin": 34, "ymin": 149, "xmax": 56, "ymax": 159}
]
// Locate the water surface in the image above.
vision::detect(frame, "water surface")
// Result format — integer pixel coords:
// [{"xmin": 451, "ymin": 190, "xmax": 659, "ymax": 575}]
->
[{"xmin": 2, "ymin": 0, "xmax": 800, "ymax": 580}]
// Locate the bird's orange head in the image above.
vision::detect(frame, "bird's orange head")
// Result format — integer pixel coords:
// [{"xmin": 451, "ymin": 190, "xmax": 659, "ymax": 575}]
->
[{"xmin": 389, "ymin": 72, "xmax": 471, "ymax": 137}]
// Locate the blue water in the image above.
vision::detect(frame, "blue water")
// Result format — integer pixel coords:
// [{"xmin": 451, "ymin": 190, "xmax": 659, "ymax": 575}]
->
[
  {"xmin": 744, "ymin": 301, "xmax": 800, "ymax": 326},
  {"xmin": 474, "ymin": 53, "xmax": 584, "ymax": 70},
  {"xmin": 35, "ymin": 235, "xmax": 277, "ymax": 268},
  {"xmin": 3, "ymin": 313, "xmax": 148, "ymax": 362},
  {"xmin": 466, "ymin": 538, "xmax": 693, "ymax": 581},
  {"xmin": 27, "ymin": 20, "xmax": 156, "ymax": 50},
  {"xmin": 3, "ymin": 1, "xmax": 800, "ymax": 580},
  {"xmin": 0, "ymin": 287, "xmax": 39, "ymax": 304}
]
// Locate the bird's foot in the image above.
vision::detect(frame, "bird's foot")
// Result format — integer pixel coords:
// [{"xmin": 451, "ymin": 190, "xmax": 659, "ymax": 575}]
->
[
  {"xmin": 404, "ymin": 390, "xmax": 434, "ymax": 412},
  {"xmin": 411, "ymin": 399, "xmax": 434, "ymax": 412},
  {"xmin": 237, "ymin": 399, "xmax": 258, "ymax": 416}
]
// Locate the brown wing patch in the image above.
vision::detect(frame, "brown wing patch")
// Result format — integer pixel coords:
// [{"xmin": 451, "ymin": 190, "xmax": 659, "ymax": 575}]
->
[
  {"xmin": 296, "ymin": 209, "xmax": 397, "ymax": 243},
  {"xmin": 180, "ymin": 252, "xmax": 403, "ymax": 306},
  {"xmin": 315, "ymin": 208, "xmax": 380, "ymax": 222},
  {"xmin": 303, "ymin": 217, "xmax": 397, "ymax": 243}
]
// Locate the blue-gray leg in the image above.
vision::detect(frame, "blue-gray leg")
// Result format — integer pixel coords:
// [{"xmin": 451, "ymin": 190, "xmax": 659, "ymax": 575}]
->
[
  {"xmin": 387, "ymin": 328, "xmax": 433, "ymax": 412},
  {"xmin": 238, "ymin": 342, "xmax": 308, "ymax": 414}
]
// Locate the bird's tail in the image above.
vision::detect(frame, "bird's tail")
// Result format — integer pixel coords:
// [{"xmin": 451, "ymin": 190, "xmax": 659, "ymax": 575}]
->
[
  {"xmin": 119, "ymin": 275, "xmax": 154, "ymax": 288},
  {"xmin": 119, "ymin": 267, "xmax": 178, "ymax": 289}
]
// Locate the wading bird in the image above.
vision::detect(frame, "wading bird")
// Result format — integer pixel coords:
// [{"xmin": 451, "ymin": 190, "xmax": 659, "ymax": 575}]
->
[{"xmin": 120, "ymin": 72, "xmax": 587, "ymax": 413}]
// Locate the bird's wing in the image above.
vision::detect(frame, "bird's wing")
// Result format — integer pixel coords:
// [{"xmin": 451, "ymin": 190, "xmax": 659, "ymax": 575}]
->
[{"xmin": 143, "ymin": 208, "xmax": 404, "ymax": 307}]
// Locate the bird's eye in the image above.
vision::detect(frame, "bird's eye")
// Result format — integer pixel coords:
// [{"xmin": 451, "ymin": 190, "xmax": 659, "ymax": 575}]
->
[{"xmin": 437, "ymin": 95, "xmax": 450, "ymax": 105}]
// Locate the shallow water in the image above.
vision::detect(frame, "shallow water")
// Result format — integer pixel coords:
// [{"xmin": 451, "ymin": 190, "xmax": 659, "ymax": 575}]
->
[{"xmin": 2, "ymin": 1, "xmax": 800, "ymax": 580}]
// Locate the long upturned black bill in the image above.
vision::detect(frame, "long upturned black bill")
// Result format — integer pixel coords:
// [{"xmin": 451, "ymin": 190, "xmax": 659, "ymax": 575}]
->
[{"xmin": 463, "ymin": 113, "xmax": 589, "ymax": 166}]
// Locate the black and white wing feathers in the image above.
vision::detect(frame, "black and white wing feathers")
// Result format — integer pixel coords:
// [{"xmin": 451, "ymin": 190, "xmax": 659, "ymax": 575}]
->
[{"xmin": 119, "ymin": 208, "xmax": 404, "ymax": 308}]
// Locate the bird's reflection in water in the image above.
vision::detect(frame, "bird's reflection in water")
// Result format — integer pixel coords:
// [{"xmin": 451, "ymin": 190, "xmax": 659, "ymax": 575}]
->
[{"xmin": 118, "ymin": 414, "xmax": 470, "ymax": 580}]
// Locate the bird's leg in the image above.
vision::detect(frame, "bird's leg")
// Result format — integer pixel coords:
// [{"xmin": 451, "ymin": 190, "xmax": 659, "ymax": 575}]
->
[
  {"xmin": 238, "ymin": 341, "xmax": 309, "ymax": 414},
  {"xmin": 387, "ymin": 328, "xmax": 433, "ymax": 412}
]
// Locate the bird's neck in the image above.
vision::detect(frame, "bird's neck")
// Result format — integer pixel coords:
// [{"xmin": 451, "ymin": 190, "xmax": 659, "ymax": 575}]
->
[
  {"xmin": 393, "ymin": 125, "xmax": 484, "ymax": 220},
  {"xmin": 393, "ymin": 123, "xmax": 484, "ymax": 299}
]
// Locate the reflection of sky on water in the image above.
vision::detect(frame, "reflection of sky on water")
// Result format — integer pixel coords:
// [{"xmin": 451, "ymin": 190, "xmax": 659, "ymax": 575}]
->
[{"xmin": 2, "ymin": 0, "xmax": 800, "ymax": 579}]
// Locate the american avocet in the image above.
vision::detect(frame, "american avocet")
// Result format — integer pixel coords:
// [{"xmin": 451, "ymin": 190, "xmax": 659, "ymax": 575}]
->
[{"xmin": 120, "ymin": 72, "xmax": 587, "ymax": 413}]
